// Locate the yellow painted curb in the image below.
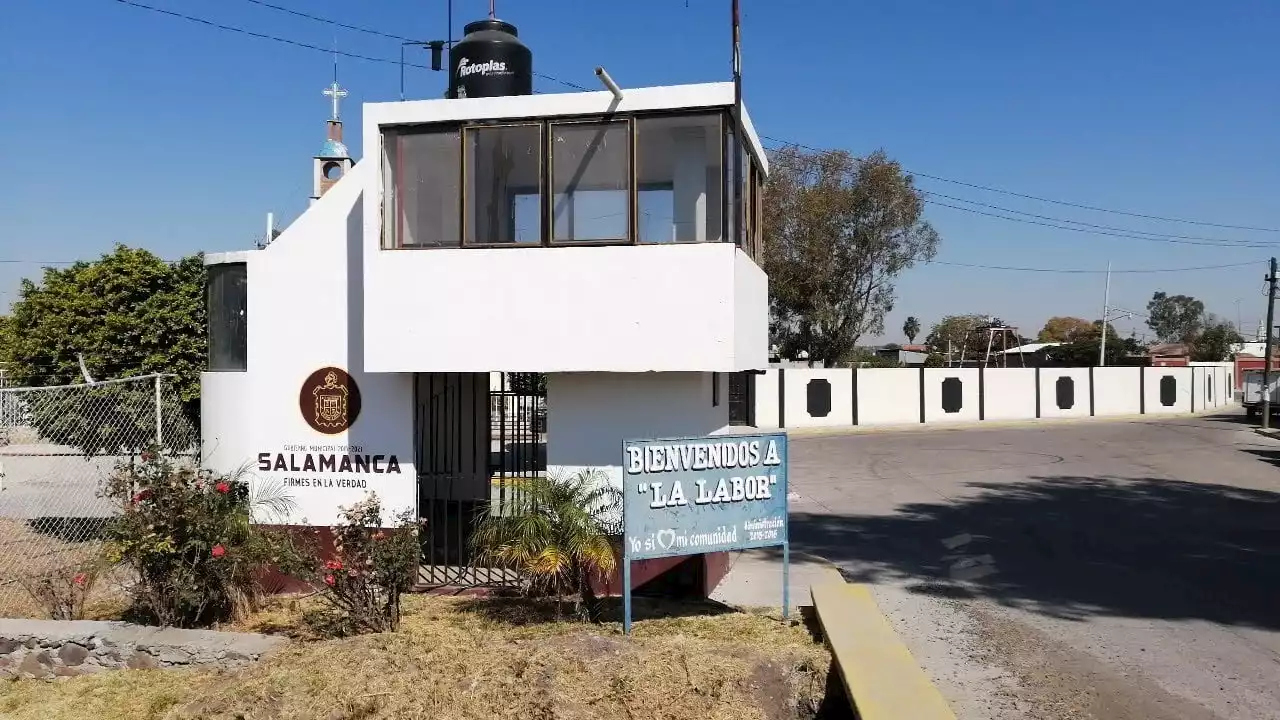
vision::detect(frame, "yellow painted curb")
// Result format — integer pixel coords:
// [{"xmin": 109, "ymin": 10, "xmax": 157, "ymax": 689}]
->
[{"xmin": 811, "ymin": 581, "xmax": 956, "ymax": 720}]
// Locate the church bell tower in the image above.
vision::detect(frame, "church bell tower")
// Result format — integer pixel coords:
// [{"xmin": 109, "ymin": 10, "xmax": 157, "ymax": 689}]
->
[{"xmin": 311, "ymin": 78, "xmax": 353, "ymax": 204}]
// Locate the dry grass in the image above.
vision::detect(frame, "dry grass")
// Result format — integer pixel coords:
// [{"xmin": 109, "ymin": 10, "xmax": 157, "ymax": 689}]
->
[
  {"xmin": 0, "ymin": 518, "xmax": 130, "ymax": 620},
  {"xmin": 0, "ymin": 594, "xmax": 830, "ymax": 720}
]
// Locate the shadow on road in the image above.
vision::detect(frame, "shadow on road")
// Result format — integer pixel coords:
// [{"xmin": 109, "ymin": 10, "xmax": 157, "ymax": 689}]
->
[{"xmin": 786, "ymin": 474, "xmax": 1280, "ymax": 629}]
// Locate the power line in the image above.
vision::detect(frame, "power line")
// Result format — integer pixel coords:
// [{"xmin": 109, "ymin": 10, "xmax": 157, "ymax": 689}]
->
[
  {"xmin": 113, "ymin": 0, "xmax": 590, "ymax": 91},
  {"xmin": 112, "ymin": 0, "xmax": 423, "ymax": 67},
  {"xmin": 912, "ymin": 170, "xmax": 1280, "ymax": 234},
  {"xmin": 241, "ymin": 0, "xmax": 414, "ymax": 42},
  {"xmin": 926, "ymin": 200, "xmax": 1276, "ymax": 248},
  {"xmin": 760, "ymin": 135, "xmax": 1279, "ymax": 234},
  {"xmin": 926, "ymin": 260, "xmax": 1262, "ymax": 274},
  {"xmin": 925, "ymin": 192, "xmax": 1265, "ymax": 246}
]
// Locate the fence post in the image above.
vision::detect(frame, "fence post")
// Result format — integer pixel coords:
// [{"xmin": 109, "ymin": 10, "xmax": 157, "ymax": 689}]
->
[{"xmin": 154, "ymin": 375, "xmax": 164, "ymax": 448}]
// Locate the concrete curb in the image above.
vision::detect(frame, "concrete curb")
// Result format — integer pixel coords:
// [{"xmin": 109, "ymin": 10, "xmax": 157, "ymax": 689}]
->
[{"xmin": 812, "ymin": 581, "xmax": 957, "ymax": 720}]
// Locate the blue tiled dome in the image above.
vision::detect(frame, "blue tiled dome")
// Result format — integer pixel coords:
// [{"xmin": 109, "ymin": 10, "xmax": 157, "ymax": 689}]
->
[{"xmin": 319, "ymin": 139, "xmax": 350, "ymax": 158}]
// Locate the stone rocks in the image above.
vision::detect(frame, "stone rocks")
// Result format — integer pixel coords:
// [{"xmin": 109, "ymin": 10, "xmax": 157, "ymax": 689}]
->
[
  {"xmin": 58, "ymin": 643, "xmax": 89, "ymax": 666},
  {"xmin": 0, "ymin": 618, "xmax": 286, "ymax": 681}
]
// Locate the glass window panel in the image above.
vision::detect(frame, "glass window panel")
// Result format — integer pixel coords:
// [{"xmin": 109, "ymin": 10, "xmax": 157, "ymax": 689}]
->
[
  {"xmin": 725, "ymin": 125, "xmax": 739, "ymax": 247},
  {"xmin": 383, "ymin": 128, "xmax": 461, "ymax": 248},
  {"xmin": 636, "ymin": 114, "xmax": 723, "ymax": 243},
  {"xmin": 207, "ymin": 263, "xmax": 247, "ymax": 372},
  {"xmin": 551, "ymin": 121, "xmax": 629, "ymax": 242},
  {"xmin": 466, "ymin": 124, "xmax": 542, "ymax": 245}
]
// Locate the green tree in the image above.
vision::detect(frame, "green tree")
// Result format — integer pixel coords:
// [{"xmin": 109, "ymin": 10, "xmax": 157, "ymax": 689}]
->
[
  {"xmin": 925, "ymin": 314, "xmax": 1014, "ymax": 361},
  {"xmin": 471, "ymin": 470, "xmax": 622, "ymax": 621},
  {"xmin": 1038, "ymin": 316, "xmax": 1095, "ymax": 343},
  {"xmin": 5, "ymin": 245, "xmax": 205, "ymax": 451},
  {"xmin": 1146, "ymin": 292, "xmax": 1205, "ymax": 343},
  {"xmin": 1191, "ymin": 319, "xmax": 1243, "ymax": 361},
  {"xmin": 763, "ymin": 147, "xmax": 940, "ymax": 367},
  {"xmin": 903, "ymin": 316, "xmax": 921, "ymax": 344}
]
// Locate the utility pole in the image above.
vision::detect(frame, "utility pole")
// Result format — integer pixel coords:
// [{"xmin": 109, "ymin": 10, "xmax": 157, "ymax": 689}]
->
[
  {"xmin": 1263, "ymin": 257, "xmax": 1277, "ymax": 428},
  {"xmin": 1099, "ymin": 261, "xmax": 1112, "ymax": 366}
]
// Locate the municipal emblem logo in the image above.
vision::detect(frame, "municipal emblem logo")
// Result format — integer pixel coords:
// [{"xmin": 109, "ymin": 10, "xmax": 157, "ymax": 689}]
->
[{"xmin": 299, "ymin": 367, "xmax": 362, "ymax": 434}]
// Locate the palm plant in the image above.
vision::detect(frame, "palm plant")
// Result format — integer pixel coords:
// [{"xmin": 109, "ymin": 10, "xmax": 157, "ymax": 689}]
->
[{"xmin": 471, "ymin": 469, "xmax": 622, "ymax": 620}]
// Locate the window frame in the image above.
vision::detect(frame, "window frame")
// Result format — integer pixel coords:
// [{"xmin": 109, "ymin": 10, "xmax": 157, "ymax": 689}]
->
[
  {"xmin": 462, "ymin": 121, "xmax": 545, "ymax": 248},
  {"xmin": 378, "ymin": 108, "xmax": 755, "ymax": 252},
  {"xmin": 380, "ymin": 123, "xmax": 464, "ymax": 250},
  {"xmin": 206, "ymin": 262, "xmax": 248, "ymax": 372},
  {"xmin": 547, "ymin": 117, "xmax": 634, "ymax": 247},
  {"xmin": 634, "ymin": 110, "xmax": 725, "ymax": 245}
]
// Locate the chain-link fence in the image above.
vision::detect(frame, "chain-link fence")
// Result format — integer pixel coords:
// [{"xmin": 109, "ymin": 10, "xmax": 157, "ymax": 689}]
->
[{"xmin": 0, "ymin": 375, "xmax": 198, "ymax": 615}]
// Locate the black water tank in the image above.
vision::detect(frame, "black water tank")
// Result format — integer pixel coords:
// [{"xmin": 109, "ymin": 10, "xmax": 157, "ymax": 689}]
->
[{"xmin": 448, "ymin": 19, "xmax": 532, "ymax": 99}]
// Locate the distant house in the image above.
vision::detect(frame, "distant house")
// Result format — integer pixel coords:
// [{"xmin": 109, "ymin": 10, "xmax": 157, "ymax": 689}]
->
[
  {"xmin": 874, "ymin": 347, "xmax": 929, "ymax": 367},
  {"xmin": 995, "ymin": 342, "xmax": 1060, "ymax": 367},
  {"xmin": 1149, "ymin": 343, "xmax": 1190, "ymax": 367}
]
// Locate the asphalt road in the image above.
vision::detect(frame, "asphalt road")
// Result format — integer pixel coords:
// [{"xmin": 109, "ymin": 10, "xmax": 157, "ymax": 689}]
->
[{"xmin": 787, "ymin": 412, "xmax": 1280, "ymax": 720}]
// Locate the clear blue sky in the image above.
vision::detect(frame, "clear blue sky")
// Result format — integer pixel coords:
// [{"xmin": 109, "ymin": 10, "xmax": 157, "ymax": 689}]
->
[{"xmin": 4, "ymin": 0, "xmax": 1278, "ymax": 343}]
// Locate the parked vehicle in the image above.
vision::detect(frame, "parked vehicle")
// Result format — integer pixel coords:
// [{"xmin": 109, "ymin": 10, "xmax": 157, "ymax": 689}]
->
[{"xmin": 1241, "ymin": 369, "xmax": 1280, "ymax": 419}]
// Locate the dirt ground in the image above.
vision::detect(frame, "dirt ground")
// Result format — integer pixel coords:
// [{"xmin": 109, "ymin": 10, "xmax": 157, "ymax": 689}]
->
[{"xmin": 0, "ymin": 595, "xmax": 831, "ymax": 720}]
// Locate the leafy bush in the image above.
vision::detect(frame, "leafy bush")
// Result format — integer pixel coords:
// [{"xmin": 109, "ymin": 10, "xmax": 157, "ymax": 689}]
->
[
  {"xmin": 471, "ymin": 469, "xmax": 622, "ymax": 620},
  {"xmin": 291, "ymin": 494, "xmax": 421, "ymax": 637},
  {"xmin": 19, "ymin": 558, "xmax": 104, "ymax": 620},
  {"xmin": 101, "ymin": 448, "xmax": 293, "ymax": 627}
]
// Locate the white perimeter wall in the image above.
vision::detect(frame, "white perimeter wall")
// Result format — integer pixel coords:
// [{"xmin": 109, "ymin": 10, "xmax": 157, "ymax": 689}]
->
[
  {"xmin": 1144, "ymin": 367, "xmax": 1192, "ymax": 414},
  {"xmin": 856, "ymin": 368, "xmax": 921, "ymax": 426},
  {"xmin": 1092, "ymin": 367, "xmax": 1142, "ymax": 416},
  {"xmin": 783, "ymin": 369, "xmax": 854, "ymax": 428},
  {"xmin": 1037, "ymin": 367, "xmax": 1092, "ymax": 419},
  {"xmin": 982, "ymin": 369, "xmax": 1037, "ymax": 420},
  {"xmin": 201, "ymin": 161, "xmax": 416, "ymax": 527},
  {"xmin": 923, "ymin": 368, "xmax": 980, "ymax": 423},
  {"xmin": 750, "ymin": 364, "xmax": 1234, "ymax": 430},
  {"xmin": 755, "ymin": 370, "xmax": 781, "ymax": 429},
  {"xmin": 545, "ymin": 372, "xmax": 729, "ymax": 488}
]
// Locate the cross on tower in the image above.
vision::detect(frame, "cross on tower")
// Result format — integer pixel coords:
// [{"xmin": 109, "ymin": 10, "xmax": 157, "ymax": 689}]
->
[{"xmin": 323, "ymin": 81, "xmax": 348, "ymax": 121}]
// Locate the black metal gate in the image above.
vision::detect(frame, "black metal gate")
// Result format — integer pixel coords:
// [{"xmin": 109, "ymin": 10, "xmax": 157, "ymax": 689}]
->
[
  {"xmin": 728, "ymin": 371, "xmax": 756, "ymax": 426},
  {"xmin": 415, "ymin": 372, "xmax": 545, "ymax": 587}
]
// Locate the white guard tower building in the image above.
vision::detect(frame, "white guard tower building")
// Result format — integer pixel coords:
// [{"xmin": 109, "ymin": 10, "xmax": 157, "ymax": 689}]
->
[{"xmin": 202, "ymin": 18, "xmax": 768, "ymax": 593}]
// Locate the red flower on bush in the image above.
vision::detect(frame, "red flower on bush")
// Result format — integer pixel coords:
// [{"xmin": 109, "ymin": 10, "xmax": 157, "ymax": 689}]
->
[
  {"xmin": 215, "ymin": 481, "xmax": 231, "ymax": 494},
  {"xmin": 131, "ymin": 489, "xmax": 152, "ymax": 504},
  {"xmin": 324, "ymin": 559, "xmax": 343, "ymax": 571},
  {"xmin": 72, "ymin": 573, "xmax": 87, "ymax": 586},
  {"xmin": 141, "ymin": 450, "xmax": 156, "ymax": 462},
  {"xmin": 324, "ymin": 574, "xmax": 336, "ymax": 586},
  {"xmin": 211, "ymin": 544, "xmax": 227, "ymax": 559}
]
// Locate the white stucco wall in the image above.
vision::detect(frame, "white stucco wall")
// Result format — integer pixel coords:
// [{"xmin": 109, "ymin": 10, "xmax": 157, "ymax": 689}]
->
[
  {"xmin": 733, "ymin": 251, "xmax": 769, "ymax": 370},
  {"xmin": 545, "ymin": 372, "xmax": 729, "ymax": 487},
  {"xmin": 855, "ymin": 368, "xmax": 921, "ymax": 426},
  {"xmin": 364, "ymin": 243, "xmax": 764, "ymax": 373},
  {"xmin": 1189, "ymin": 363, "xmax": 1233, "ymax": 409},
  {"xmin": 754, "ymin": 370, "xmax": 781, "ymax": 429},
  {"xmin": 1144, "ymin": 366, "xmax": 1192, "ymax": 414},
  {"xmin": 1037, "ymin": 367, "xmax": 1092, "ymax": 419},
  {"xmin": 202, "ymin": 162, "xmax": 417, "ymax": 527},
  {"xmin": 978, "ymin": 369, "xmax": 1037, "ymax": 421},
  {"xmin": 923, "ymin": 368, "xmax": 980, "ymax": 423},
  {"xmin": 782, "ymin": 369, "xmax": 853, "ymax": 428},
  {"xmin": 200, "ymin": 372, "xmax": 254, "ymax": 475},
  {"xmin": 1092, "ymin": 367, "xmax": 1142, "ymax": 416}
]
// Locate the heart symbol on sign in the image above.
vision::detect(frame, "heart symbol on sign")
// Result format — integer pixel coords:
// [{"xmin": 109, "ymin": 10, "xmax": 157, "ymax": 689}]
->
[{"xmin": 657, "ymin": 529, "xmax": 677, "ymax": 550}]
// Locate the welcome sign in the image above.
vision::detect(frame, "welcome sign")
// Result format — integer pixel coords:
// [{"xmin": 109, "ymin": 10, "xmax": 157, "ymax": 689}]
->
[{"xmin": 622, "ymin": 433, "xmax": 788, "ymax": 561}]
